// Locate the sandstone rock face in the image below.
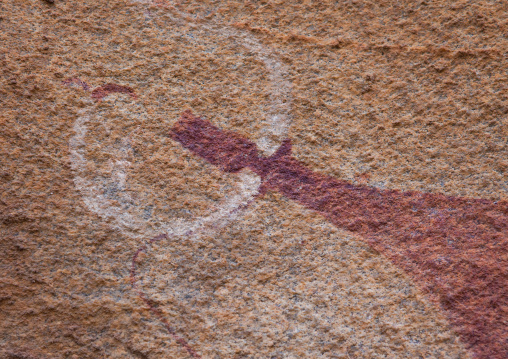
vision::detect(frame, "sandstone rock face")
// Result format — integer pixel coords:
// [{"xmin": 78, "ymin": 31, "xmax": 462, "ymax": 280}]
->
[{"xmin": 1, "ymin": 1, "xmax": 506, "ymax": 358}]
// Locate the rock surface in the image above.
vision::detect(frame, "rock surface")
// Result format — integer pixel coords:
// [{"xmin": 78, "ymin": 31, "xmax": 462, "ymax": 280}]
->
[{"xmin": 1, "ymin": 1, "xmax": 506, "ymax": 358}]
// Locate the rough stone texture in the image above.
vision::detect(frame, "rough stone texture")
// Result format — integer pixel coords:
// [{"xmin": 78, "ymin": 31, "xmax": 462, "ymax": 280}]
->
[{"xmin": 1, "ymin": 0, "xmax": 506, "ymax": 358}]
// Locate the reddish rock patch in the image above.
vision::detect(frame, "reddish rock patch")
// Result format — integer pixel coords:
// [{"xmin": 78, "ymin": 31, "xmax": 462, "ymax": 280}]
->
[
  {"xmin": 63, "ymin": 79, "xmax": 136, "ymax": 102},
  {"xmin": 90, "ymin": 83, "xmax": 137, "ymax": 101}
]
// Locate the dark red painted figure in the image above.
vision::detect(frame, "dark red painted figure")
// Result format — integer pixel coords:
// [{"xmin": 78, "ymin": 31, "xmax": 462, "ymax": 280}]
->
[
  {"xmin": 170, "ymin": 110, "xmax": 508, "ymax": 359},
  {"xmin": 62, "ymin": 78, "xmax": 136, "ymax": 101},
  {"xmin": 91, "ymin": 83, "xmax": 136, "ymax": 101}
]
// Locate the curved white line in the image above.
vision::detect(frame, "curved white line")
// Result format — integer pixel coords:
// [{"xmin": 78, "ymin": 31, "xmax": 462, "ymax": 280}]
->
[{"xmin": 69, "ymin": 2, "xmax": 292, "ymax": 238}]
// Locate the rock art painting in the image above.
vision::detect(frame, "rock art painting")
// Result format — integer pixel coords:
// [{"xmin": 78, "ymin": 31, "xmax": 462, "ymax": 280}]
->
[
  {"xmin": 1, "ymin": 1, "xmax": 507, "ymax": 359},
  {"xmin": 63, "ymin": 78, "xmax": 137, "ymax": 102},
  {"xmin": 165, "ymin": 111, "xmax": 507, "ymax": 359}
]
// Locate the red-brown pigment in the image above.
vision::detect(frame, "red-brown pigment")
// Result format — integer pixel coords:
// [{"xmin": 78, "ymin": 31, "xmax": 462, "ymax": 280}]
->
[
  {"xmin": 62, "ymin": 79, "xmax": 137, "ymax": 102},
  {"xmin": 90, "ymin": 83, "xmax": 137, "ymax": 101},
  {"xmin": 131, "ymin": 233, "xmax": 202, "ymax": 359},
  {"xmin": 170, "ymin": 111, "xmax": 508, "ymax": 359}
]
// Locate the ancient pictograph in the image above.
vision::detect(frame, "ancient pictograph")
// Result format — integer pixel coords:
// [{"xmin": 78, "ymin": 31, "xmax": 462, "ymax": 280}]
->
[
  {"xmin": 166, "ymin": 111, "xmax": 507, "ymax": 359},
  {"xmin": 66, "ymin": 1, "xmax": 507, "ymax": 359}
]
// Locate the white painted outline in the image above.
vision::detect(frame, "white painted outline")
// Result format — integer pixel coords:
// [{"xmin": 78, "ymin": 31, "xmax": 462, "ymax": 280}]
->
[{"xmin": 69, "ymin": 1, "xmax": 292, "ymax": 238}]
